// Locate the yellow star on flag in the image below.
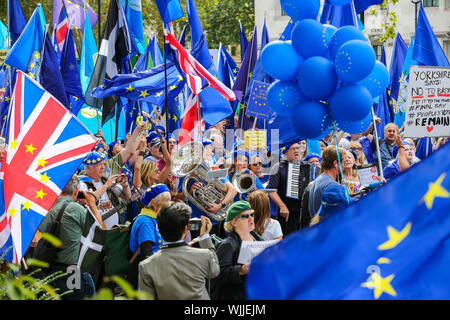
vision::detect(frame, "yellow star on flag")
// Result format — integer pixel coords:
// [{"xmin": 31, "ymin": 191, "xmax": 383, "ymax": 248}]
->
[
  {"xmin": 10, "ymin": 139, "xmax": 19, "ymax": 150},
  {"xmin": 423, "ymin": 173, "xmax": 449, "ymax": 210},
  {"xmin": 169, "ymin": 84, "xmax": 177, "ymax": 90},
  {"xmin": 139, "ymin": 90, "xmax": 149, "ymax": 98},
  {"xmin": 361, "ymin": 273, "xmax": 397, "ymax": 299},
  {"xmin": 39, "ymin": 172, "xmax": 51, "ymax": 184},
  {"xmin": 35, "ymin": 188, "xmax": 47, "ymax": 200},
  {"xmin": 5, "ymin": 96, "xmax": 10, "ymax": 102},
  {"xmin": 155, "ymin": 91, "xmax": 163, "ymax": 97},
  {"xmin": 37, "ymin": 158, "xmax": 48, "ymax": 169},
  {"xmin": 8, "ymin": 206, "xmax": 18, "ymax": 218},
  {"xmin": 173, "ymin": 114, "xmax": 177, "ymax": 122},
  {"xmin": 177, "ymin": 75, "xmax": 184, "ymax": 81},
  {"xmin": 377, "ymin": 222, "xmax": 411, "ymax": 251},
  {"xmin": 25, "ymin": 143, "xmax": 37, "ymax": 154},
  {"xmin": 22, "ymin": 200, "xmax": 32, "ymax": 211},
  {"xmin": 125, "ymin": 84, "xmax": 134, "ymax": 92}
]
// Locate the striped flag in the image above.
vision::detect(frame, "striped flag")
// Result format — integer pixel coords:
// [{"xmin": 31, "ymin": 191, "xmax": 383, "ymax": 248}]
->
[
  {"xmin": 179, "ymin": 93, "xmax": 204, "ymax": 146},
  {"xmin": 55, "ymin": 6, "xmax": 69, "ymax": 53},
  {"xmin": 164, "ymin": 27, "xmax": 235, "ymax": 101}
]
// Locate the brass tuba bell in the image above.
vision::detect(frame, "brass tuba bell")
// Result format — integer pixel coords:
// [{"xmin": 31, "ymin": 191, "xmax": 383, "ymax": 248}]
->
[
  {"xmin": 232, "ymin": 169, "xmax": 256, "ymax": 194},
  {"xmin": 171, "ymin": 141, "xmax": 229, "ymax": 222}
]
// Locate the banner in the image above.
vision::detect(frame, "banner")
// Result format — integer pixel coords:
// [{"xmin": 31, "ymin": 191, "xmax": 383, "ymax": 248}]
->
[{"xmin": 404, "ymin": 66, "xmax": 450, "ymax": 138}]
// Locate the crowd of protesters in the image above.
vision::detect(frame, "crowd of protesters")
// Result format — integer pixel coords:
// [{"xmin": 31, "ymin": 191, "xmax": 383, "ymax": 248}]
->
[{"xmin": 3, "ymin": 115, "xmax": 447, "ymax": 300}]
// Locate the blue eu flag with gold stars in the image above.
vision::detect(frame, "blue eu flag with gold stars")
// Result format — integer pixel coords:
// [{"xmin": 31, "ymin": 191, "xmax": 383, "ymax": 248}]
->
[{"xmin": 247, "ymin": 143, "xmax": 450, "ymax": 300}]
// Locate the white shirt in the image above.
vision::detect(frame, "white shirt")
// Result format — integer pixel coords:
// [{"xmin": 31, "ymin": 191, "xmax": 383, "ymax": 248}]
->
[{"xmin": 261, "ymin": 219, "xmax": 283, "ymax": 241}]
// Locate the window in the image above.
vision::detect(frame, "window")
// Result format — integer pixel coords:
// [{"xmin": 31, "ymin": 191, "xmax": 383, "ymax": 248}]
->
[
  {"xmin": 444, "ymin": 41, "xmax": 450, "ymax": 62},
  {"xmin": 423, "ymin": 0, "xmax": 439, "ymax": 7},
  {"xmin": 373, "ymin": 45, "xmax": 383, "ymax": 61}
]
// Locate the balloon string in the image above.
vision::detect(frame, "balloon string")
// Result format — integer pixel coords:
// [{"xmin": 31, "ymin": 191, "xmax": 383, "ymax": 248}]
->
[{"xmin": 332, "ymin": 127, "xmax": 345, "ymax": 183}]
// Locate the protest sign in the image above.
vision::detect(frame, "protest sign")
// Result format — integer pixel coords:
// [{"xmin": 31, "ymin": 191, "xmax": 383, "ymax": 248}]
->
[
  {"xmin": 357, "ymin": 163, "xmax": 380, "ymax": 187},
  {"xmin": 404, "ymin": 66, "xmax": 450, "ymax": 138},
  {"xmin": 237, "ymin": 239, "xmax": 281, "ymax": 265},
  {"xmin": 0, "ymin": 50, "xmax": 7, "ymax": 64},
  {"xmin": 245, "ymin": 130, "xmax": 267, "ymax": 149}
]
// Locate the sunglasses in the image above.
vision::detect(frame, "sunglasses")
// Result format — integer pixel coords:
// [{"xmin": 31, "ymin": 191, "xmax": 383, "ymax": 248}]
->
[
  {"xmin": 239, "ymin": 212, "xmax": 255, "ymax": 219},
  {"xmin": 251, "ymin": 162, "xmax": 262, "ymax": 166},
  {"xmin": 350, "ymin": 147, "xmax": 362, "ymax": 151}
]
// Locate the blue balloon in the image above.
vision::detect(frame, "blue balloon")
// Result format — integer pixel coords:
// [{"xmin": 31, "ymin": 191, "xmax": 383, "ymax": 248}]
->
[
  {"xmin": 291, "ymin": 19, "xmax": 327, "ymax": 58},
  {"xmin": 290, "ymin": 101, "xmax": 331, "ymax": 139},
  {"xmin": 260, "ymin": 40, "xmax": 301, "ymax": 81},
  {"xmin": 335, "ymin": 40, "xmax": 376, "ymax": 83},
  {"xmin": 328, "ymin": 26, "xmax": 367, "ymax": 61},
  {"xmin": 336, "ymin": 112, "xmax": 373, "ymax": 134},
  {"xmin": 280, "ymin": 0, "xmax": 321, "ymax": 22},
  {"xmin": 323, "ymin": 24, "xmax": 338, "ymax": 51},
  {"xmin": 267, "ymin": 80, "xmax": 308, "ymax": 116},
  {"xmin": 297, "ymin": 56, "xmax": 337, "ymax": 100},
  {"xmin": 328, "ymin": 84, "xmax": 373, "ymax": 121},
  {"xmin": 358, "ymin": 61, "xmax": 389, "ymax": 98},
  {"xmin": 328, "ymin": 0, "xmax": 352, "ymax": 5}
]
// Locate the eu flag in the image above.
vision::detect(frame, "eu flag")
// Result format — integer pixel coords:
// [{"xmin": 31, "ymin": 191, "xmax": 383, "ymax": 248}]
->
[
  {"xmin": 8, "ymin": 0, "xmax": 27, "ymax": 45},
  {"xmin": 388, "ymin": 33, "xmax": 408, "ymax": 103},
  {"xmin": 413, "ymin": 2, "xmax": 450, "ymax": 67},
  {"xmin": 247, "ymin": 142, "xmax": 450, "ymax": 299},
  {"xmin": 4, "ymin": 4, "xmax": 45, "ymax": 73}
]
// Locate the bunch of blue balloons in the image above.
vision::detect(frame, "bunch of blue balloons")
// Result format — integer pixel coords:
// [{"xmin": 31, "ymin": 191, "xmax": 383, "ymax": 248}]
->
[{"xmin": 261, "ymin": 0, "xmax": 389, "ymax": 139}]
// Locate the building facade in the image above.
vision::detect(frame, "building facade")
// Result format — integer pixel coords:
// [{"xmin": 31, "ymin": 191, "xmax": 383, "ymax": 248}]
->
[{"xmin": 255, "ymin": 0, "xmax": 450, "ymax": 64}]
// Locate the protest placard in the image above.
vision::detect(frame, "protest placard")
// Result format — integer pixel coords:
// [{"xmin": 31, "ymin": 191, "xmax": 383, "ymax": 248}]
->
[
  {"xmin": 245, "ymin": 130, "xmax": 267, "ymax": 149},
  {"xmin": 237, "ymin": 239, "xmax": 281, "ymax": 265},
  {"xmin": 404, "ymin": 66, "xmax": 450, "ymax": 138},
  {"xmin": 357, "ymin": 163, "xmax": 380, "ymax": 187}
]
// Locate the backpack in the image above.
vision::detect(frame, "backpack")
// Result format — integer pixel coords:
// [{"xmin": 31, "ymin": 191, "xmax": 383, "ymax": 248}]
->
[{"xmin": 33, "ymin": 202, "xmax": 70, "ymax": 266}]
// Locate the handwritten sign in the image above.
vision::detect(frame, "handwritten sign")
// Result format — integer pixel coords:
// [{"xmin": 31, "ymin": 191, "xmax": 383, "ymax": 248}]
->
[
  {"xmin": 237, "ymin": 239, "xmax": 281, "ymax": 265},
  {"xmin": 357, "ymin": 164, "xmax": 380, "ymax": 187},
  {"xmin": 246, "ymin": 81, "xmax": 271, "ymax": 120},
  {"xmin": 404, "ymin": 66, "xmax": 450, "ymax": 138},
  {"xmin": 244, "ymin": 130, "xmax": 267, "ymax": 149}
]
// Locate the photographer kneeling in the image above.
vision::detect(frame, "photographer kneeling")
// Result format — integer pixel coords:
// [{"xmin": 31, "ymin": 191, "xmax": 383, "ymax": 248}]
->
[
  {"xmin": 36, "ymin": 174, "xmax": 104, "ymax": 300},
  {"xmin": 138, "ymin": 201, "xmax": 220, "ymax": 300}
]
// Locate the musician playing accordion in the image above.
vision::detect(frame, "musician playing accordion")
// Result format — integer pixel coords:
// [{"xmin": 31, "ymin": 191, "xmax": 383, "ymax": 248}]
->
[{"xmin": 267, "ymin": 142, "xmax": 310, "ymax": 236}]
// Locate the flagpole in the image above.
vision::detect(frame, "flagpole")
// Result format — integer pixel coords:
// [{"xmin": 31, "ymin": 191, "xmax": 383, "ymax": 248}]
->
[
  {"xmin": 164, "ymin": 26, "xmax": 169, "ymax": 146},
  {"xmin": 37, "ymin": 25, "xmax": 50, "ymax": 82},
  {"xmin": 371, "ymin": 107, "xmax": 384, "ymax": 179}
]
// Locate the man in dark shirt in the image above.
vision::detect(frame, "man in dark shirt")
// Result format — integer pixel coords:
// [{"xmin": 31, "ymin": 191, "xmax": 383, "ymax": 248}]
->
[{"xmin": 267, "ymin": 143, "xmax": 304, "ymax": 235}]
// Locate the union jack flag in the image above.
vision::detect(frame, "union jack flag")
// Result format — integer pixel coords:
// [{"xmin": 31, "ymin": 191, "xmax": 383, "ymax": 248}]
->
[
  {"xmin": 164, "ymin": 26, "xmax": 235, "ymax": 101},
  {"xmin": 55, "ymin": 7, "xmax": 69, "ymax": 53},
  {"xmin": 0, "ymin": 71, "xmax": 97, "ymax": 264}
]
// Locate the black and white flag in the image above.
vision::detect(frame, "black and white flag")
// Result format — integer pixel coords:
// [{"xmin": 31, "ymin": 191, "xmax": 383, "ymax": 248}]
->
[{"xmin": 84, "ymin": 0, "xmax": 132, "ymax": 125}]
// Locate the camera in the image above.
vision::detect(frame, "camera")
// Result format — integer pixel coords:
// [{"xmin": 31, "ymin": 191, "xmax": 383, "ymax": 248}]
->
[
  {"xmin": 76, "ymin": 191, "xmax": 85, "ymax": 200},
  {"xmin": 188, "ymin": 218, "xmax": 202, "ymax": 231}
]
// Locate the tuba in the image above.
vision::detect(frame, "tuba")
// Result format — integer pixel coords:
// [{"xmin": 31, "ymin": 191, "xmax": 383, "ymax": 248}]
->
[
  {"xmin": 171, "ymin": 141, "xmax": 229, "ymax": 222},
  {"xmin": 232, "ymin": 169, "xmax": 256, "ymax": 194}
]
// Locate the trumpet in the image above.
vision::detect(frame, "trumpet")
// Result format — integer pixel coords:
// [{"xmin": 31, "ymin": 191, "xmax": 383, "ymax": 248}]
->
[{"xmin": 232, "ymin": 169, "xmax": 256, "ymax": 194}]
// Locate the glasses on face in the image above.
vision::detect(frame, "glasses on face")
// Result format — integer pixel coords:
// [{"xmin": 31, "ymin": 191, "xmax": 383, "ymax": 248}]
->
[
  {"xmin": 251, "ymin": 162, "xmax": 262, "ymax": 166},
  {"xmin": 239, "ymin": 212, "xmax": 255, "ymax": 219},
  {"xmin": 350, "ymin": 147, "xmax": 362, "ymax": 151}
]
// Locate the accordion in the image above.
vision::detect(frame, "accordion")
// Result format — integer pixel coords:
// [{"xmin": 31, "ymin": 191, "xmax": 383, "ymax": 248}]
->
[{"xmin": 286, "ymin": 162, "xmax": 316, "ymax": 200}]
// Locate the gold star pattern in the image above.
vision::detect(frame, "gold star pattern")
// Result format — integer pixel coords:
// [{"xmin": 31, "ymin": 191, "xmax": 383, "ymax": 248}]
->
[
  {"xmin": 22, "ymin": 200, "xmax": 32, "ymax": 211},
  {"xmin": 125, "ymin": 84, "xmax": 134, "ymax": 92},
  {"xmin": 177, "ymin": 75, "xmax": 184, "ymax": 81},
  {"xmin": 423, "ymin": 173, "xmax": 449, "ymax": 210},
  {"xmin": 35, "ymin": 188, "xmax": 47, "ymax": 200},
  {"xmin": 5, "ymin": 96, "xmax": 10, "ymax": 102},
  {"xmin": 361, "ymin": 273, "xmax": 397, "ymax": 299},
  {"xmin": 39, "ymin": 172, "xmax": 51, "ymax": 184},
  {"xmin": 169, "ymin": 84, "xmax": 177, "ymax": 90},
  {"xmin": 155, "ymin": 91, "xmax": 163, "ymax": 97},
  {"xmin": 25, "ymin": 143, "xmax": 37, "ymax": 154},
  {"xmin": 37, "ymin": 158, "xmax": 48, "ymax": 169},
  {"xmin": 139, "ymin": 90, "xmax": 149, "ymax": 98},
  {"xmin": 9, "ymin": 139, "xmax": 19, "ymax": 150},
  {"xmin": 377, "ymin": 222, "xmax": 411, "ymax": 251},
  {"xmin": 8, "ymin": 206, "xmax": 17, "ymax": 218}
]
